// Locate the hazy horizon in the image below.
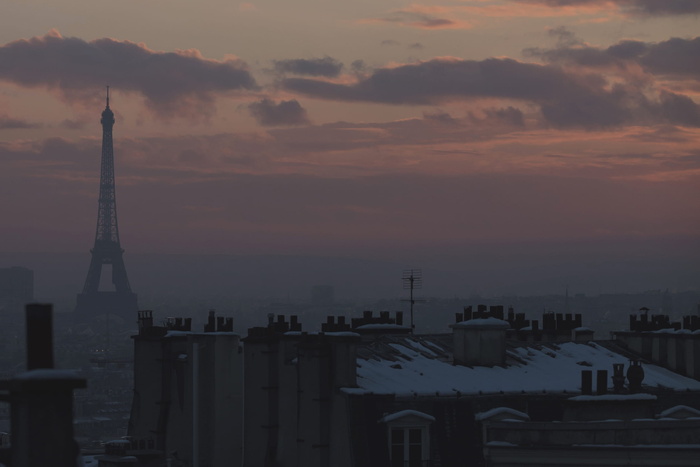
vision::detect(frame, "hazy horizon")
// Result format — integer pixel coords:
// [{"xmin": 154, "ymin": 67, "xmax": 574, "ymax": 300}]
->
[{"xmin": 1, "ymin": 0, "xmax": 698, "ymax": 304}]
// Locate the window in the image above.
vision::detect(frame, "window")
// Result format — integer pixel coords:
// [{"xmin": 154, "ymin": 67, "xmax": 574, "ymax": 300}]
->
[
  {"xmin": 391, "ymin": 427, "xmax": 425, "ymax": 467},
  {"xmin": 380, "ymin": 410, "xmax": 434, "ymax": 467}
]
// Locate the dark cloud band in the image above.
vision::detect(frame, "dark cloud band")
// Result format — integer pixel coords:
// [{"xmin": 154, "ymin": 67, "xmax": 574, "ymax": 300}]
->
[
  {"xmin": 0, "ymin": 31, "xmax": 257, "ymax": 117},
  {"xmin": 273, "ymin": 57, "xmax": 343, "ymax": 77},
  {"xmin": 248, "ymin": 98, "xmax": 310, "ymax": 126},
  {"xmin": 512, "ymin": 0, "xmax": 700, "ymax": 16},
  {"xmin": 283, "ymin": 57, "xmax": 700, "ymax": 128}
]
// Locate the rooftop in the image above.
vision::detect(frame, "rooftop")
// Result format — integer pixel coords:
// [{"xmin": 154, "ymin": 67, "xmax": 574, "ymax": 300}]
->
[{"xmin": 345, "ymin": 335, "xmax": 700, "ymax": 397}]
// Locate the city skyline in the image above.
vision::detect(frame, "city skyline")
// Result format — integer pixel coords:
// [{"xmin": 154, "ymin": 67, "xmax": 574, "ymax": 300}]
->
[{"xmin": 0, "ymin": 1, "xmax": 698, "ymax": 291}]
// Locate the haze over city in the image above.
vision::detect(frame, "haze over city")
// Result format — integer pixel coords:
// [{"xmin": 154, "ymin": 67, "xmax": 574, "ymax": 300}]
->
[
  {"xmin": 2, "ymin": 3, "xmax": 700, "ymax": 466},
  {"xmin": 1, "ymin": 0, "xmax": 699, "ymax": 301}
]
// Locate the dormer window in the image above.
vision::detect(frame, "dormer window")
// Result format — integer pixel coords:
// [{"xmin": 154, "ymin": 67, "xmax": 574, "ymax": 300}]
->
[{"xmin": 379, "ymin": 410, "xmax": 435, "ymax": 467}]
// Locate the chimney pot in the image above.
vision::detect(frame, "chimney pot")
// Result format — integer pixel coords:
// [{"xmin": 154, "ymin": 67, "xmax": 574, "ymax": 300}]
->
[
  {"xmin": 26, "ymin": 304, "xmax": 54, "ymax": 370},
  {"xmin": 581, "ymin": 370, "xmax": 592, "ymax": 395},
  {"xmin": 596, "ymin": 370, "xmax": 608, "ymax": 395}
]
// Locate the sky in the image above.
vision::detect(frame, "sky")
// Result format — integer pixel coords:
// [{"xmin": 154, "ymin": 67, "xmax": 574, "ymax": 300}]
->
[{"xmin": 0, "ymin": 0, "xmax": 699, "ymax": 292}]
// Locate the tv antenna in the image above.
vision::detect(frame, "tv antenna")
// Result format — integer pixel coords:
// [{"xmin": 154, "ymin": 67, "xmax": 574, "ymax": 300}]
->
[{"xmin": 402, "ymin": 269, "xmax": 425, "ymax": 333}]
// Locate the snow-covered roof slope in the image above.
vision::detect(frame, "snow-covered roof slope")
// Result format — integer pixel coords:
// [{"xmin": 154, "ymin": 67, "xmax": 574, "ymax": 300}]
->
[
  {"xmin": 345, "ymin": 336, "xmax": 700, "ymax": 397},
  {"xmin": 475, "ymin": 407, "xmax": 529, "ymax": 421},
  {"xmin": 379, "ymin": 410, "xmax": 436, "ymax": 423},
  {"xmin": 454, "ymin": 318, "xmax": 510, "ymax": 328}
]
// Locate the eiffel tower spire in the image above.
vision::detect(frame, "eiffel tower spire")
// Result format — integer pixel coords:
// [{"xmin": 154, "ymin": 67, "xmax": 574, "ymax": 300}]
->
[{"xmin": 75, "ymin": 87, "xmax": 137, "ymax": 322}]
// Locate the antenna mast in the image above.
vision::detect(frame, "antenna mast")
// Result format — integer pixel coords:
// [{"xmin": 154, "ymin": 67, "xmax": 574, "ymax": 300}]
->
[{"xmin": 401, "ymin": 269, "xmax": 424, "ymax": 333}]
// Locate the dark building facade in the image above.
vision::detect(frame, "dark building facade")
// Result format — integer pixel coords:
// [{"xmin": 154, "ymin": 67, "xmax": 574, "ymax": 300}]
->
[
  {"xmin": 124, "ymin": 307, "xmax": 700, "ymax": 467},
  {"xmin": 127, "ymin": 310, "xmax": 243, "ymax": 467},
  {"xmin": 241, "ymin": 309, "xmax": 700, "ymax": 467}
]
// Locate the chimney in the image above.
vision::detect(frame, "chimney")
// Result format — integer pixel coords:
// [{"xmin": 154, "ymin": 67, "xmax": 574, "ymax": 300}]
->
[
  {"xmin": 612, "ymin": 363, "xmax": 625, "ymax": 393},
  {"xmin": 581, "ymin": 370, "xmax": 592, "ymax": 395},
  {"xmin": 205, "ymin": 309, "xmax": 216, "ymax": 332},
  {"xmin": 464, "ymin": 306, "xmax": 473, "ymax": 321},
  {"xmin": 596, "ymin": 370, "xmax": 608, "ymax": 395},
  {"xmin": 627, "ymin": 360, "xmax": 644, "ymax": 393},
  {"xmin": 395, "ymin": 312, "xmax": 403, "ymax": 326},
  {"xmin": 138, "ymin": 310, "xmax": 154, "ymax": 332},
  {"xmin": 490, "ymin": 305, "xmax": 504, "ymax": 320},
  {"xmin": 26, "ymin": 304, "xmax": 53, "ymax": 370},
  {"xmin": 10, "ymin": 304, "xmax": 87, "ymax": 467},
  {"xmin": 452, "ymin": 318, "xmax": 509, "ymax": 367}
]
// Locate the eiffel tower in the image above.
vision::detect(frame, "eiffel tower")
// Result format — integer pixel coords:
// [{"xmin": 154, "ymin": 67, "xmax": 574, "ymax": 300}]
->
[{"xmin": 75, "ymin": 87, "xmax": 137, "ymax": 322}]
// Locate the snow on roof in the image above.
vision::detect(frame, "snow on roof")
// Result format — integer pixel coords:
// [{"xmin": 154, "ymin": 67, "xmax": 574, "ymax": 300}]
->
[
  {"xmin": 475, "ymin": 407, "xmax": 529, "ymax": 421},
  {"xmin": 16, "ymin": 369, "xmax": 81, "ymax": 380},
  {"xmin": 658, "ymin": 405, "xmax": 700, "ymax": 418},
  {"xmin": 651, "ymin": 328, "xmax": 677, "ymax": 334},
  {"xmin": 389, "ymin": 342, "xmax": 437, "ymax": 357},
  {"xmin": 355, "ymin": 324, "xmax": 410, "ymax": 330},
  {"xmin": 379, "ymin": 409, "xmax": 436, "ymax": 423},
  {"xmin": 568, "ymin": 394, "xmax": 657, "ymax": 402},
  {"xmin": 346, "ymin": 337, "xmax": 700, "ymax": 397},
  {"xmin": 164, "ymin": 331, "xmax": 239, "ymax": 337},
  {"xmin": 282, "ymin": 331, "xmax": 360, "ymax": 337},
  {"xmin": 485, "ymin": 441, "xmax": 517, "ymax": 447},
  {"xmin": 454, "ymin": 318, "xmax": 510, "ymax": 328}
]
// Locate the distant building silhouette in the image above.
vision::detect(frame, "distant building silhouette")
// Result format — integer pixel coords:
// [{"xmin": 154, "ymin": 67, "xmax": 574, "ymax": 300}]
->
[{"xmin": 75, "ymin": 88, "xmax": 137, "ymax": 323}]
